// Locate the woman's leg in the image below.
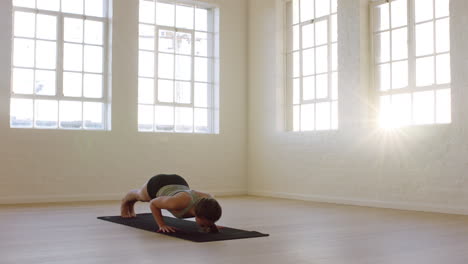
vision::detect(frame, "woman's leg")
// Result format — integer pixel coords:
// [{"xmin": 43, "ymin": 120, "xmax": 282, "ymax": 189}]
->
[
  {"xmin": 120, "ymin": 182, "xmax": 151, "ymax": 218},
  {"xmin": 121, "ymin": 174, "xmax": 187, "ymax": 217}
]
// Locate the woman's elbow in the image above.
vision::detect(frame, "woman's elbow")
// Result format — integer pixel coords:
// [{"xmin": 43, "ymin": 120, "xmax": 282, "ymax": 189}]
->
[{"xmin": 149, "ymin": 199, "xmax": 159, "ymax": 208}]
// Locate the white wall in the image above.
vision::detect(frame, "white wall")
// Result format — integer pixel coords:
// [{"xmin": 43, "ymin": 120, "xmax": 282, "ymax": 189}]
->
[
  {"xmin": 248, "ymin": 0, "xmax": 468, "ymax": 215},
  {"xmin": 3, "ymin": 0, "xmax": 468, "ymax": 215},
  {"xmin": 0, "ymin": 0, "xmax": 248, "ymax": 204}
]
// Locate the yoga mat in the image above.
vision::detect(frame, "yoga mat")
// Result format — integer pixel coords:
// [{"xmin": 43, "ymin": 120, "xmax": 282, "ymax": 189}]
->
[{"xmin": 97, "ymin": 213, "xmax": 269, "ymax": 242}]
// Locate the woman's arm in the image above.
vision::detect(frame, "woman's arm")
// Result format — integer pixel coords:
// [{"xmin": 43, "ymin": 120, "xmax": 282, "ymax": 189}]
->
[{"xmin": 149, "ymin": 196, "xmax": 187, "ymax": 233}]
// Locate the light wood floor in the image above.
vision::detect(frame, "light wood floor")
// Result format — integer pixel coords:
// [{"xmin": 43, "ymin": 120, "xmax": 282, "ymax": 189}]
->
[{"xmin": 2, "ymin": 196, "xmax": 468, "ymax": 264}]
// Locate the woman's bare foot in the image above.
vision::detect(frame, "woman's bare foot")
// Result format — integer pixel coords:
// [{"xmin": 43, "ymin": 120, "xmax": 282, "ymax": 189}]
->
[
  {"xmin": 120, "ymin": 199, "xmax": 133, "ymax": 218},
  {"xmin": 128, "ymin": 201, "xmax": 137, "ymax": 217},
  {"xmin": 120, "ymin": 187, "xmax": 148, "ymax": 218}
]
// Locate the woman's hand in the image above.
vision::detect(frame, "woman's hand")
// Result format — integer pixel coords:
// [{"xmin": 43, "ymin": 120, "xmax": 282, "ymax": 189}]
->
[
  {"xmin": 158, "ymin": 225, "xmax": 176, "ymax": 233},
  {"xmin": 150, "ymin": 199, "xmax": 177, "ymax": 233}
]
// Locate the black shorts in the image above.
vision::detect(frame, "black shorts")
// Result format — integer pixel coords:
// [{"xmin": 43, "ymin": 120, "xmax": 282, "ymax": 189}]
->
[{"xmin": 146, "ymin": 174, "xmax": 189, "ymax": 199}]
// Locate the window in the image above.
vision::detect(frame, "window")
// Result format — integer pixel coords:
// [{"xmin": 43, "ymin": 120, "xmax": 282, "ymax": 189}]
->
[
  {"xmin": 138, "ymin": 0, "xmax": 219, "ymax": 133},
  {"xmin": 286, "ymin": 0, "xmax": 338, "ymax": 132},
  {"xmin": 10, "ymin": 0, "xmax": 109, "ymax": 130},
  {"xmin": 372, "ymin": 0, "xmax": 451, "ymax": 128}
]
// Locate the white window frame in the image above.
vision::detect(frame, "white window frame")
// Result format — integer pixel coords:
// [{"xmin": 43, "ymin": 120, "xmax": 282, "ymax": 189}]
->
[
  {"xmin": 285, "ymin": 0, "xmax": 338, "ymax": 132},
  {"xmin": 370, "ymin": 0, "xmax": 451, "ymax": 128},
  {"xmin": 138, "ymin": 0, "xmax": 219, "ymax": 134},
  {"xmin": 10, "ymin": 0, "xmax": 110, "ymax": 130}
]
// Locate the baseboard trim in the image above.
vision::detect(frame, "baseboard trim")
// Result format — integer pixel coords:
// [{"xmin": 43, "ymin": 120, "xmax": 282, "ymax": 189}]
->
[
  {"xmin": 249, "ymin": 191, "xmax": 468, "ymax": 216},
  {"xmin": 209, "ymin": 190, "xmax": 248, "ymax": 197},
  {"xmin": 0, "ymin": 190, "xmax": 247, "ymax": 205},
  {"xmin": 0, "ymin": 194, "xmax": 123, "ymax": 205}
]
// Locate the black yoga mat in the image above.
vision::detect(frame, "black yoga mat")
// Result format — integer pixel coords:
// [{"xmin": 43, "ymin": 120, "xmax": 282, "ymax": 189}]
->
[{"xmin": 97, "ymin": 213, "xmax": 269, "ymax": 242}]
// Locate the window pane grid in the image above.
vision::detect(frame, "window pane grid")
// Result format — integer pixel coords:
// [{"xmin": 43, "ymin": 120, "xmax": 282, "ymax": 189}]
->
[
  {"xmin": 138, "ymin": 0, "xmax": 217, "ymax": 134},
  {"xmin": 374, "ymin": 25, "xmax": 408, "ymax": 34},
  {"xmin": 288, "ymin": 0, "xmax": 338, "ymax": 132},
  {"xmin": 11, "ymin": 0, "xmax": 109, "ymax": 130},
  {"xmin": 414, "ymin": 16, "xmax": 449, "ymax": 26},
  {"xmin": 372, "ymin": 0, "xmax": 451, "ymax": 128},
  {"xmin": 156, "ymin": 51, "xmax": 216, "ymax": 60},
  {"xmin": 13, "ymin": 1, "xmax": 107, "ymax": 18},
  {"xmin": 13, "ymin": 36, "xmax": 59, "ymax": 42},
  {"xmin": 156, "ymin": 77, "xmax": 213, "ymax": 84}
]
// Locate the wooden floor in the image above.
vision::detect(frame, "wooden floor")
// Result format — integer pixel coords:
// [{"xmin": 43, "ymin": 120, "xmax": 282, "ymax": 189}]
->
[{"xmin": 2, "ymin": 196, "xmax": 468, "ymax": 264}]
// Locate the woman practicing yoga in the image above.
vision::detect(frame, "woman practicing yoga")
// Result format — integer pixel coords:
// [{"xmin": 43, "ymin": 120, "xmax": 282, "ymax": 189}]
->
[{"xmin": 120, "ymin": 174, "xmax": 222, "ymax": 233}]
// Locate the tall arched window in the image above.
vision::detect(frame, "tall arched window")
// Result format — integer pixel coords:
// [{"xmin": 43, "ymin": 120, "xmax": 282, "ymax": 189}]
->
[
  {"xmin": 371, "ymin": 0, "xmax": 451, "ymax": 128},
  {"xmin": 138, "ymin": 0, "xmax": 220, "ymax": 134},
  {"xmin": 10, "ymin": 0, "xmax": 110, "ymax": 130},
  {"xmin": 286, "ymin": 0, "xmax": 338, "ymax": 132}
]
